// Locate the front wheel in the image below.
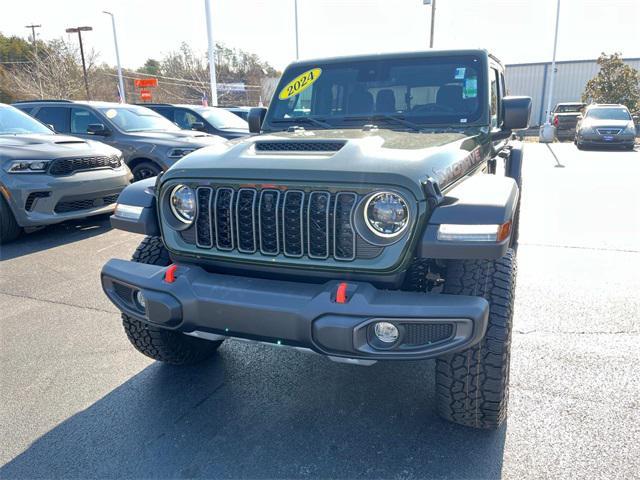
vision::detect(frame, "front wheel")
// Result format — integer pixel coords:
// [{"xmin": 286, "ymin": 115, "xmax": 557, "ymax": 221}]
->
[
  {"xmin": 436, "ymin": 249, "xmax": 516, "ymax": 429},
  {"xmin": 0, "ymin": 196, "xmax": 21, "ymax": 244},
  {"xmin": 131, "ymin": 161, "xmax": 161, "ymax": 182},
  {"xmin": 122, "ymin": 236, "xmax": 223, "ymax": 365}
]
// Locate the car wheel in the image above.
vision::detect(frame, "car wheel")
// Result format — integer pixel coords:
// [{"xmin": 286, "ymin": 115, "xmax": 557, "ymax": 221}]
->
[
  {"xmin": 121, "ymin": 236, "xmax": 224, "ymax": 365},
  {"xmin": 131, "ymin": 161, "xmax": 161, "ymax": 182},
  {"xmin": 0, "ymin": 196, "xmax": 22, "ymax": 244}
]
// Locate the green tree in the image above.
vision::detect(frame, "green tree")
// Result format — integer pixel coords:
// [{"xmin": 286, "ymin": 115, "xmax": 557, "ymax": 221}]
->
[
  {"xmin": 138, "ymin": 58, "xmax": 161, "ymax": 76},
  {"xmin": 582, "ymin": 53, "xmax": 640, "ymax": 112}
]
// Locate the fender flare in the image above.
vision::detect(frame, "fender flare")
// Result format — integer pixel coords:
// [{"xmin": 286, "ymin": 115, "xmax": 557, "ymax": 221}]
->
[
  {"xmin": 110, "ymin": 177, "xmax": 160, "ymax": 236},
  {"xmin": 419, "ymin": 174, "xmax": 519, "ymax": 260}
]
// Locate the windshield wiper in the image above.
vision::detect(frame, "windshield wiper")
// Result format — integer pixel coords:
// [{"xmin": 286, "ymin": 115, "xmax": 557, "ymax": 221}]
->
[
  {"xmin": 343, "ymin": 114, "xmax": 425, "ymax": 132},
  {"xmin": 271, "ymin": 117, "xmax": 333, "ymax": 129}
]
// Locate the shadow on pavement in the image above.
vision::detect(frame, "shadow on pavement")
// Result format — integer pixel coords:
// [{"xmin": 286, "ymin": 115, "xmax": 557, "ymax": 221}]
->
[
  {"xmin": 0, "ymin": 215, "xmax": 112, "ymax": 261},
  {"xmin": 0, "ymin": 343, "xmax": 506, "ymax": 479}
]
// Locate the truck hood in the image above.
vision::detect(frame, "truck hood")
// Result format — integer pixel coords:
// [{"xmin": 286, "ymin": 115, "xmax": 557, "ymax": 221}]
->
[
  {"xmin": 163, "ymin": 128, "xmax": 486, "ymax": 199},
  {"xmin": 0, "ymin": 133, "xmax": 118, "ymax": 161}
]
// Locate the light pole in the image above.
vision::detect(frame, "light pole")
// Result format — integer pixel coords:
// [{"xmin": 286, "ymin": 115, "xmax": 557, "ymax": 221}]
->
[
  {"xmin": 66, "ymin": 26, "xmax": 93, "ymax": 100},
  {"xmin": 540, "ymin": 0, "xmax": 561, "ymax": 142},
  {"xmin": 204, "ymin": 0, "xmax": 219, "ymax": 106},
  {"xmin": 25, "ymin": 24, "xmax": 43, "ymax": 98},
  {"xmin": 294, "ymin": 0, "xmax": 300, "ymax": 59},
  {"xmin": 423, "ymin": 0, "xmax": 436, "ymax": 48},
  {"xmin": 103, "ymin": 11, "xmax": 126, "ymax": 103}
]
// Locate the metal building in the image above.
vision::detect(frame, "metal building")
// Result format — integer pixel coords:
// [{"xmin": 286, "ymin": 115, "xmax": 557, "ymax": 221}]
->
[{"xmin": 505, "ymin": 58, "xmax": 640, "ymax": 126}]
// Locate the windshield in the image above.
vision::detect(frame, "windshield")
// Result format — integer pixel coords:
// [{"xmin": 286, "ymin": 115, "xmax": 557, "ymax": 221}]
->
[
  {"xmin": 265, "ymin": 55, "xmax": 486, "ymax": 130},
  {"xmin": 193, "ymin": 107, "xmax": 248, "ymax": 130},
  {"xmin": 586, "ymin": 107, "xmax": 631, "ymax": 121},
  {"xmin": 97, "ymin": 105, "xmax": 181, "ymax": 132},
  {"xmin": 555, "ymin": 104, "xmax": 583, "ymax": 113},
  {"xmin": 0, "ymin": 105, "xmax": 53, "ymax": 135}
]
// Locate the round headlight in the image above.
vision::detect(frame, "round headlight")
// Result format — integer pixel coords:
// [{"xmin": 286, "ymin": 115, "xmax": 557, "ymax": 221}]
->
[
  {"xmin": 364, "ymin": 192, "xmax": 409, "ymax": 237},
  {"xmin": 170, "ymin": 184, "xmax": 196, "ymax": 224}
]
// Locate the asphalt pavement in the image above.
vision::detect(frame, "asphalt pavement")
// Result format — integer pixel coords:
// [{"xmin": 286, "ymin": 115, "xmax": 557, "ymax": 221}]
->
[{"xmin": 1, "ymin": 142, "xmax": 638, "ymax": 479}]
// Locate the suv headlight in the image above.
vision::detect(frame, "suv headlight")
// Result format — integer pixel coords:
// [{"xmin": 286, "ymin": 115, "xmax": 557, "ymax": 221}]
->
[
  {"xmin": 109, "ymin": 154, "xmax": 124, "ymax": 168},
  {"xmin": 169, "ymin": 184, "xmax": 196, "ymax": 224},
  {"xmin": 364, "ymin": 192, "xmax": 409, "ymax": 237},
  {"xmin": 168, "ymin": 147, "xmax": 197, "ymax": 159},
  {"xmin": 624, "ymin": 122, "xmax": 637, "ymax": 134},
  {"xmin": 5, "ymin": 160, "xmax": 50, "ymax": 173}
]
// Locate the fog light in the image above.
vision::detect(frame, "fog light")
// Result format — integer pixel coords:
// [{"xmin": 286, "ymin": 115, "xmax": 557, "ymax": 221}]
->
[
  {"xmin": 135, "ymin": 290, "xmax": 146, "ymax": 310},
  {"xmin": 374, "ymin": 322, "xmax": 399, "ymax": 343}
]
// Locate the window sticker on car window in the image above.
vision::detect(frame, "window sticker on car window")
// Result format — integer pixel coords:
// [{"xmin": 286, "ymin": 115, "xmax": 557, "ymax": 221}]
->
[
  {"xmin": 464, "ymin": 76, "xmax": 477, "ymax": 98},
  {"xmin": 279, "ymin": 68, "xmax": 322, "ymax": 100},
  {"xmin": 105, "ymin": 109, "xmax": 118, "ymax": 119},
  {"xmin": 455, "ymin": 67, "xmax": 466, "ymax": 80}
]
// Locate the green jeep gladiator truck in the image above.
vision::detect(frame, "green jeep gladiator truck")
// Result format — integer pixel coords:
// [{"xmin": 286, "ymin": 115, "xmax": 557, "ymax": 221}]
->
[{"xmin": 101, "ymin": 49, "xmax": 531, "ymax": 429}]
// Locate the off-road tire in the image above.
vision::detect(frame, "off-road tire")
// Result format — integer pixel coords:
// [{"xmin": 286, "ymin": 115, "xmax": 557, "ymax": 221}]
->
[
  {"xmin": 0, "ymin": 196, "xmax": 21, "ymax": 244},
  {"xmin": 122, "ymin": 236, "xmax": 223, "ymax": 365},
  {"xmin": 436, "ymin": 249, "xmax": 516, "ymax": 429}
]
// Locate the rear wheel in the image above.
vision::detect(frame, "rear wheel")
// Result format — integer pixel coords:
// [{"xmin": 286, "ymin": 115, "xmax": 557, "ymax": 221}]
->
[
  {"xmin": 131, "ymin": 161, "xmax": 161, "ymax": 182},
  {"xmin": 0, "ymin": 196, "xmax": 21, "ymax": 244},
  {"xmin": 436, "ymin": 249, "xmax": 516, "ymax": 429},
  {"xmin": 122, "ymin": 236, "xmax": 223, "ymax": 365}
]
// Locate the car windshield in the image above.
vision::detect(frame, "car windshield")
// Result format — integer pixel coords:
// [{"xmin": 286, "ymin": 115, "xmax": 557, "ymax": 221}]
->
[
  {"xmin": 194, "ymin": 107, "xmax": 248, "ymax": 130},
  {"xmin": 586, "ymin": 107, "xmax": 631, "ymax": 120},
  {"xmin": 556, "ymin": 104, "xmax": 583, "ymax": 113},
  {"xmin": 0, "ymin": 105, "xmax": 53, "ymax": 135},
  {"xmin": 97, "ymin": 105, "xmax": 181, "ymax": 132},
  {"xmin": 265, "ymin": 55, "xmax": 486, "ymax": 130}
]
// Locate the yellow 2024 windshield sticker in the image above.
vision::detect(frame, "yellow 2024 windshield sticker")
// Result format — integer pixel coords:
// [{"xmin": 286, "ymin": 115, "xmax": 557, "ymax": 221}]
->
[{"xmin": 279, "ymin": 68, "xmax": 322, "ymax": 100}]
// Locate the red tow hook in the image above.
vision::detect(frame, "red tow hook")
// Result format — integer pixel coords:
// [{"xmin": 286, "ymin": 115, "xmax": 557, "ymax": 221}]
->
[
  {"xmin": 164, "ymin": 264, "xmax": 178, "ymax": 283},
  {"xmin": 335, "ymin": 282, "xmax": 349, "ymax": 304}
]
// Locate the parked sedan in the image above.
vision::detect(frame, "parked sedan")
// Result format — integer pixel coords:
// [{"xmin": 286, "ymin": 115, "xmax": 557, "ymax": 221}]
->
[
  {"xmin": 0, "ymin": 104, "xmax": 131, "ymax": 243},
  {"xmin": 575, "ymin": 104, "xmax": 636, "ymax": 150},
  {"xmin": 143, "ymin": 104, "xmax": 250, "ymax": 140}
]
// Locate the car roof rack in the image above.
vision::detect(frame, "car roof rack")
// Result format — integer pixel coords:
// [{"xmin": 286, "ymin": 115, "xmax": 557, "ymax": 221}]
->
[{"xmin": 12, "ymin": 99, "xmax": 74, "ymax": 104}]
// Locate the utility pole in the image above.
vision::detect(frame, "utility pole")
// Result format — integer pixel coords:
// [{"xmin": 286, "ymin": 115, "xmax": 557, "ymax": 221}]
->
[
  {"xmin": 539, "ymin": 0, "xmax": 561, "ymax": 143},
  {"xmin": 103, "ymin": 12, "xmax": 126, "ymax": 103},
  {"xmin": 423, "ymin": 0, "xmax": 436, "ymax": 48},
  {"xmin": 25, "ymin": 24, "xmax": 44, "ymax": 99},
  {"xmin": 204, "ymin": 0, "xmax": 219, "ymax": 106},
  {"xmin": 294, "ymin": 0, "xmax": 300, "ymax": 59},
  {"xmin": 66, "ymin": 26, "xmax": 93, "ymax": 100}
]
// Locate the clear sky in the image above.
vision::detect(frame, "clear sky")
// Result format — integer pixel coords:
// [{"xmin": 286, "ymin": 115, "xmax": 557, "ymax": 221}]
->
[{"xmin": 2, "ymin": 0, "xmax": 639, "ymax": 71}]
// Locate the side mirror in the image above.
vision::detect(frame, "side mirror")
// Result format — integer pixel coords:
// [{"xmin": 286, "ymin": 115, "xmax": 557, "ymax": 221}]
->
[
  {"xmin": 502, "ymin": 96, "xmax": 531, "ymax": 131},
  {"xmin": 87, "ymin": 123, "xmax": 110, "ymax": 136},
  {"xmin": 248, "ymin": 107, "xmax": 267, "ymax": 134},
  {"xmin": 633, "ymin": 115, "xmax": 639, "ymax": 122},
  {"xmin": 191, "ymin": 121, "xmax": 206, "ymax": 131}
]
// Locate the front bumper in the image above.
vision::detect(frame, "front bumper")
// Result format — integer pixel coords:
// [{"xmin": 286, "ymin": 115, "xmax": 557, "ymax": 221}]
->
[
  {"xmin": 4, "ymin": 167, "xmax": 132, "ymax": 227},
  {"xmin": 101, "ymin": 259, "xmax": 490, "ymax": 361},
  {"xmin": 578, "ymin": 132, "xmax": 635, "ymax": 147}
]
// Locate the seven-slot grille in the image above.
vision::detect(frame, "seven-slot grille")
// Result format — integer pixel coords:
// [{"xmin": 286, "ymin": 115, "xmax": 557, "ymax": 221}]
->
[
  {"xmin": 48, "ymin": 155, "xmax": 120, "ymax": 176},
  {"xmin": 187, "ymin": 186, "xmax": 358, "ymax": 261}
]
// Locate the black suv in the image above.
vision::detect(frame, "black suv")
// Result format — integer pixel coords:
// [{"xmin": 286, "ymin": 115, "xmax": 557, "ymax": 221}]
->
[
  {"xmin": 13, "ymin": 100, "xmax": 225, "ymax": 181},
  {"xmin": 142, "ymin": 104, "xmax": 249, "ymax": 140},
  {"xmin": 102, "ymin": 50, "xmax": 531, "ymax": 429}
]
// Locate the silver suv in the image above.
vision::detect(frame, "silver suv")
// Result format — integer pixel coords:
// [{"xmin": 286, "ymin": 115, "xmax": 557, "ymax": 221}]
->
[
  {"xmin": 13, "ymin": 101, "xmax": 226, "ymax": 181},
  {"xmin": 0, "ymin": 104, "xmax": 131, "ymax": 243}
]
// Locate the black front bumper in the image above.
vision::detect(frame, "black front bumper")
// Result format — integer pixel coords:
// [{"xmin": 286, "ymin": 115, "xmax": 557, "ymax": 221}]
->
[{"xmin": 101, "ymin": 259, "xmax": 489, "ymax": 361}]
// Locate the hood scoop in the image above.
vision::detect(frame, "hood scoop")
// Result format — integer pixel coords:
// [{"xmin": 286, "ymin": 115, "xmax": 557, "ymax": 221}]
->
[
  {"xmin": 54, "ymin": 140, "xmax": 86, "ymax": 145},
  {"xmin": 254, "ymin": 140, "xmax": 346, "ymax": 153}
]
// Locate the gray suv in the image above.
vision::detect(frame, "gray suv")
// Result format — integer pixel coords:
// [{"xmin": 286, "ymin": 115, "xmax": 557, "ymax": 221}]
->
[
  {"xmin": 13, "ymin": 100, "xmax": 226, "ymax": 181},
  {"xmin": 0, "ymin": 103, "xmax": 131, "ymax": 243}
]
